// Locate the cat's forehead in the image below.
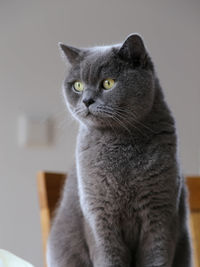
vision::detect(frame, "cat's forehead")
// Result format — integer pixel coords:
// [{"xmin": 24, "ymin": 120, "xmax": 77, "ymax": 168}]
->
[
  {"xmin": 78, "ymin": 45, "xmax": 121, "ymax": 84},
  {"xmin": 83, "ymin": 45, "xmax": 115, "ymax": 66}
]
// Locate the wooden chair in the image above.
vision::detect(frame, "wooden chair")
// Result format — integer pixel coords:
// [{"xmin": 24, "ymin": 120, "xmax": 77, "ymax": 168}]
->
[{"xmin": 37, "ymin": 172, "xmax": 200, "ymax": 267}]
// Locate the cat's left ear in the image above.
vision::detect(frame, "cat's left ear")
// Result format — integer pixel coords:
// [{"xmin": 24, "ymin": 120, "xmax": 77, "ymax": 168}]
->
[
  {"xmin": 58, "ymin": 43, "xmax": 82, "ymax": 65},
  {"xmin": 118, "ymin": 34, "xmax": 147, "ymax": 65}
]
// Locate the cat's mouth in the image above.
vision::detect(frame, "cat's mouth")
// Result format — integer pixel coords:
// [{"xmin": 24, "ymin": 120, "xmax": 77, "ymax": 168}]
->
[
  {"xmin": 80, "ymin": 106, "xmax": 104, "ymax": 119},
  {"xmin": 86, "ymin": 106, "xmax": 113, "ymax": 119},
  {"xmin": 87, "ymin": 106, "xmax": 101, "ymax": 117},
  {"xmin": 86, "ymin": 108, "xmax": 97, "ymax": 117},
  {"xmin": 76, "ymin": 105, "xmax": 114, "ymax": 123}
]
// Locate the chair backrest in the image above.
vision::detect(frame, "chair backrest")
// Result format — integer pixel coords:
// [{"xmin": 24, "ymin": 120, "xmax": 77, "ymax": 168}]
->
[
  {"xmin": 37, "ymin": 171, "xmax": 66, "ymax": 267},
  {"xmin": 37, "ymin": 172, "xmax": 200, "ymax": 267},
  {"xmin": 186, "ymin": 176, "xmax": 200, "ymax": 267}
]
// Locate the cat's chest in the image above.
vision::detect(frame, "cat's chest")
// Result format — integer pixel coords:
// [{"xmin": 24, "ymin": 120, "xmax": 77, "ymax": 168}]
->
[
  {"xmin": 77, "ymin": 131, "xmax": 138, "ymax": 179},
  {"xmin": 76, "ymin": 129, "xmax": 146, "ymax": 208},
  {"xmin": 77, "ymin": 134, "xmax": 139, "ymax": 220}
]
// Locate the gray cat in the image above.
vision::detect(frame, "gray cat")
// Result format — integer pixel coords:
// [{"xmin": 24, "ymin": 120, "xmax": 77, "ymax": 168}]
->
[{"xmin": 47, "ymin": 34, "xmax": 192, "ymax": 267}]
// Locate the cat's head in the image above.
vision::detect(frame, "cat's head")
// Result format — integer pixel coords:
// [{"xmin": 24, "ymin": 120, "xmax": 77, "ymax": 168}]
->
[{"xmin": 59, "ymin": 34, "xmax": 156, "ymax": 129}]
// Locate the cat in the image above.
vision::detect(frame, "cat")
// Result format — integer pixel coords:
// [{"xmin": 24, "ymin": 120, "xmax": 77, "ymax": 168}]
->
[{"xmin": 47, "ymin": 34, "xmax": 192, "ymax": 267}]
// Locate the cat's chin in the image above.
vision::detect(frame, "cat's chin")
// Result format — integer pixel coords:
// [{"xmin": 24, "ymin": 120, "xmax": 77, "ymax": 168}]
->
[
  {"xmin": 75, "ymin": 112, "xmax": 110, "ymax": 129},
  {"xmin": 80, "ymin": 114, "xmax": 106, "ymax": 128}
]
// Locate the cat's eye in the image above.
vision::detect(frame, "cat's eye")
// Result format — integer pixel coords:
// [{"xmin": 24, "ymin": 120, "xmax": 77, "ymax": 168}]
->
[
  {"xmin": 73, "ymin": 81, "xmax": 84, "ymax": 92},
  {"xmin": 102, "ymin": 78, "xmax": 115, "ymax": 90}
]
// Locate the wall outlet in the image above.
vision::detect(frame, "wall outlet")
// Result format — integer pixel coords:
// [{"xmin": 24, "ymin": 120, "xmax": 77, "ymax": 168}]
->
[{"xmin": 18, "ymin": 114, "xmax": 53, "ymax": 147}]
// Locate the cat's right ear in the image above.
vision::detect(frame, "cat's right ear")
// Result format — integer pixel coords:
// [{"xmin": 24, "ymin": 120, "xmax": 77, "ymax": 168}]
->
[
  {"xmin": 118, "ymin": 34, "xmax": 147, "ymax": 66},
  {"xmin": 58, "ymin": 43, "xmax": 82, "ymax": 65}
]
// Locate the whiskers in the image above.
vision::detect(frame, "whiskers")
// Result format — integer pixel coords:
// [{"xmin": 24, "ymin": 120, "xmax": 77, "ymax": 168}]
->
[
  {"xmin": 73, "ymin": 106, "xmax": 86, "ymax": 117},
  {"xmin": 113, "ymin": 106, "xmax": 156, "ymax": 135},
  {"xmin": 97, "ymin": 105, "xmax": 155, "ymax": 137},
  {"xmin": 56, "ymin": 106, "xmax": 84, "ymax": 130},
  {"xmin": 69, "ymin": 104, "xmax": 155, "ymax": 139}
]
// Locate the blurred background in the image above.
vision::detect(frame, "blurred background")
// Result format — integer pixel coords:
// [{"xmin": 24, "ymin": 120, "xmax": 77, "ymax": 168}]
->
[{"xmin": 0, "ymin": 0, "xmax": 200, "ymax": 266}]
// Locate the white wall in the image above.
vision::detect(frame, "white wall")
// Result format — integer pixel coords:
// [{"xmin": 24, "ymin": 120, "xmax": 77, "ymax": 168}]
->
[{"xmin": 0, "ymin": 0, "xmax": 199, "ymax": 266}]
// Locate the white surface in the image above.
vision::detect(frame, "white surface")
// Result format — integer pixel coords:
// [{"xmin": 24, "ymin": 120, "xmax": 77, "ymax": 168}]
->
[
  {"xmin": 0, "ymin": 0, "xmax": 199, "ymax": 266},
  {"xmin": 0, "ymin": 250, "xmax": 34, "ymax": 267}
]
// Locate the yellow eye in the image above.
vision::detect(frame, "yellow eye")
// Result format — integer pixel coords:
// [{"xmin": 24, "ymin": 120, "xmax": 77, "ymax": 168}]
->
[
  {"xmin": 102, "ymin": 78, "xmax": 115, "ymax": 90},
  {"xmin": 73, "ymin": 81, "xmax": 84, "ymax": 92}
]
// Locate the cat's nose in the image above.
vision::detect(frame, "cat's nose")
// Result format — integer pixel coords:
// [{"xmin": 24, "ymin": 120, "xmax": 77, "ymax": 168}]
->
[{"xmin": 82, "ymin": 97, "xmax": 95, "ymax": 107}]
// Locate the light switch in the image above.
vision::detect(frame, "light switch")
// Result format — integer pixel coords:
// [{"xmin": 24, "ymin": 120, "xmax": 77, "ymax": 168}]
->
[{"xmin": 18, "ymin": 114, "xmax": 52, "ymax": 147}]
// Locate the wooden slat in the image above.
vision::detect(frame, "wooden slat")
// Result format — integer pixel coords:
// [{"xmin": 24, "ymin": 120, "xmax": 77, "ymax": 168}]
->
[
  {"xmin": 190, "ymin": 212, "xmax": 200, "ymax": 267},
  {"xmin": 37, "ymin": 171, "xmax": 66, "ymax": 267},
  {"xmin": 187, "ymin": 177, "xmax": 200, "ymax": 211},
  {"xmin": 187, "ymin": 176, "xmax": 200, "ymax": 267},
  {"xmin": 37, "ymin": 171, "xmax": 51, "ymax": 262},
  {"xmin": 43, "ymin": 172, "xmax": 66, "ymax": 219}
]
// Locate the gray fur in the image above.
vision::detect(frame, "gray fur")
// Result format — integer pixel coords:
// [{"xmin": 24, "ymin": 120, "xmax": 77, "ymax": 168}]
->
[{"xmin": 47, "ymin": 34, "xmax": 192, "ymax": 267}]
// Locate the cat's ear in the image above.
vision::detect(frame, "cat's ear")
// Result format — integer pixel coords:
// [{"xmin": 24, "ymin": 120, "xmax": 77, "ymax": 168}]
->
[
  {"xmin": 58, "ymin": 43, "xmax": 82, "ymax": 65},
  {"xmin": 118, "ymin": 34, "xmax": 146, "ymax": 65}
]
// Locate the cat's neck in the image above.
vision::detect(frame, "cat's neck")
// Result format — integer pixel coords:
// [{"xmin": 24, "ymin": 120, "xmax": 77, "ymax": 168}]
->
[{"xmin": 78, "ymin": 121, "xmax": 152, "ymax": 149}]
